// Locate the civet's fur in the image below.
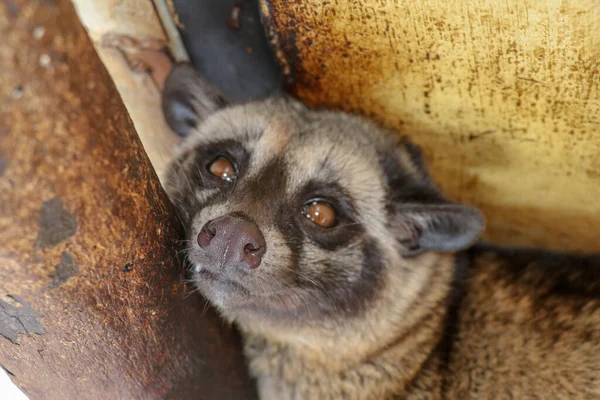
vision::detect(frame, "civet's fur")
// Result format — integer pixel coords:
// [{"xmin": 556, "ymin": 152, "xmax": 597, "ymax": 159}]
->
[{"xmin": 162, "ymin": 63, "xmax": 600, "ymax": 399}]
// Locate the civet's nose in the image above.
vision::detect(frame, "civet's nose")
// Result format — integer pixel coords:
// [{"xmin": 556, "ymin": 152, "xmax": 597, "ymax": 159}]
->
[{"xmin": 197, "ymin": 214, "xmax": 266, "ymax": 269}]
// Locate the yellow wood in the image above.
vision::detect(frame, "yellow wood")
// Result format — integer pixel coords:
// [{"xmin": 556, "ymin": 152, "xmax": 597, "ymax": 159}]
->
[{"xmin": 261, "ymin": 0, "xmax": 600, "ymax": 252}]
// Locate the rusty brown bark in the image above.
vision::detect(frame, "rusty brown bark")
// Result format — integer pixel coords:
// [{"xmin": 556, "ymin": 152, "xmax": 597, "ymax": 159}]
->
[{"xmin": 0, "ymin": 0, "xmax": 256, "ymax": 399}]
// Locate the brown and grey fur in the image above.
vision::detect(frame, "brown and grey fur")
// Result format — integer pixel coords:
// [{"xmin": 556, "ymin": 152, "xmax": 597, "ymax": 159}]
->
[{"xmin": 161, "ymin": 63, "xmax": 600, "ymax": 399}]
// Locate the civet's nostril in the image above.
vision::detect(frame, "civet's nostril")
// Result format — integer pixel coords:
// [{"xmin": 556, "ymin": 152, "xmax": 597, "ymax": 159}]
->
[
  {"xmin": 198, "ymin": 214, "xmax": 266, "ymax": 269},
  {"xmin": 197, "ymin": 220, "xmax": 216, "ymax": 249},
  {"xmin": 244, "ymin": 243, "xmax": 260, "ymax": 253},
  {"xmin": 243, "ymin": 243, "xmax": 265, "ymax": 269}
]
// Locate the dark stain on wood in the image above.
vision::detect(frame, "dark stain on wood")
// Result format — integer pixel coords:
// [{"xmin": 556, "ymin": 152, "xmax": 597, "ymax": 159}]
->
[
  {"xmin": 4, "ymin": 0, "xmax": 20, "ymax": 18},
  {"xmin": 0, "ymin": 154, "xmax": 7, "ymax": 178},
  {"xmin": 36, "ymin": 197, "xmax": 78, "ymax": 249},
  {"xmin": 48, "ymin": 252, "xmax": 79, "ymax": 288},
  {"xmin": 0, "ymin": 295, "xmax": 46, "ymax": 344},
  {"xmin": 123, "ymin": 262, "xmax": 134, "ymax": 273}
]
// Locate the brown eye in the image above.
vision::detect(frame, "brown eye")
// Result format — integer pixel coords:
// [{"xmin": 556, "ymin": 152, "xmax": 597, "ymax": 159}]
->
[
  {"xmin": 302, "ymin": 201, "xmax": 336, "ymax": 228},
  {"xmin": 208, "ymin": 157, "xmax": 236, "ymax": 182}
]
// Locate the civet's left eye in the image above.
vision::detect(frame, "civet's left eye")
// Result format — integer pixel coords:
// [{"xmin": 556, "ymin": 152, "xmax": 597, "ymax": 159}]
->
[
  {"xmin": 208, "ymin": 156, "xmax": 236, "ymax": 182},
  {"xmin": 301, "ymin": 200, "xmax": 337, "ymax": 228}
]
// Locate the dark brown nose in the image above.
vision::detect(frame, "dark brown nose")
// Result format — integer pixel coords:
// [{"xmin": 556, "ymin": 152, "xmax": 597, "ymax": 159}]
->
[{"xmin": 197, "ymin": 214, "xmax": 266, "ymax": 269}]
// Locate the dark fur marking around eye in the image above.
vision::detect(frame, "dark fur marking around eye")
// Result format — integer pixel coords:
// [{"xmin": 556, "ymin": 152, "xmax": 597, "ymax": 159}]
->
[
  {"xmin": 275, "ymin": 207, "xmax": 303, "ymax": 273},
  {"xmin": 357, "ymin": 239, "xmax": 385, "ymax": 300},
  {"xmin": 293, "ymin": 180, "xmax": 364, "ymax": 251},
  {"xmin": 167, "ymin": 139, "xmax": 248, "ymax": 227},
  {"xmin": 263, "ymin": 236, "xmax": 384, "ymax": 319},
  {"xmin": 320, "ymin": 239, "xmax": 384, "ymax": 316}
]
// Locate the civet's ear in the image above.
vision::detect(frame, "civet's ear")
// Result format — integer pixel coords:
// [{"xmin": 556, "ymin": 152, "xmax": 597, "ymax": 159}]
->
[
  {"xmin": 161, "ymin": 63, "xmax": 229, "ymax": 137},
  {"xmin": 391, "ymin": 203, "xmax": 485, "ymax": 256}
]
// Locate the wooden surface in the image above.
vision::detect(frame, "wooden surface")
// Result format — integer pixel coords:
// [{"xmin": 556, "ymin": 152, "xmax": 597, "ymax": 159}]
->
[
  {"xmin": 260, "ymin": 0, "xmax": 600, "ymax": 253},
  {"xmin": 0, "ymin": 0, "xmax": 256, "ymax": 398},
  {"xmin": 72, "ymin": 0, "xmax": 181, "ymax": 181}
]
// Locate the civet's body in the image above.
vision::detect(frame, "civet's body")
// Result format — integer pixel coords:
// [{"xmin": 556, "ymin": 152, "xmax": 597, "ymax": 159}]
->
[{"xmin": 162, "ymin": 64, "xmax": 600, "ymax": 399}]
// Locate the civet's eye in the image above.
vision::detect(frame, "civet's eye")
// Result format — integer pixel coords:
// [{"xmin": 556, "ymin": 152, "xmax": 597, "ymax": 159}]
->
[
  {"xmin": 302, "ymin": 200, "xmax": 337, "ymax": 228},
  {"xmin": 208, "ymin": 157, "xmax": 236, "ymax": 182}
]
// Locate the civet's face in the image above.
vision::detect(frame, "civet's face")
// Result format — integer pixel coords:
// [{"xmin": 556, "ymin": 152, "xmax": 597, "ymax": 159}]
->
[{"xmin": 162, "ymin": 64, "xmax": 484, "ymax": 323}]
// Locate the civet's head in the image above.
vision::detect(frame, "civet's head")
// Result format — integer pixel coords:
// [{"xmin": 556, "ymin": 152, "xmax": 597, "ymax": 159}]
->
[{"xmin": 162, "ymin": 64, "xmax": 484, "ymax": 324}]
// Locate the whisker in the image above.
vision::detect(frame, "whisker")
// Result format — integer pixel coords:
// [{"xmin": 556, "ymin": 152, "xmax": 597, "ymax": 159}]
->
[
  {"xmin": 176, "ymin": 248, "xmax": 189, "ymax": 256},
  {"xmin": 334, "ymin": 222, "xmax": 363, "ymax": 229}
]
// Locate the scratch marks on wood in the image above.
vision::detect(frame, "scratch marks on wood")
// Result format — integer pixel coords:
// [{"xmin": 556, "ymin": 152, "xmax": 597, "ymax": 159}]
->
[
  {"xmin": 468, "ymin": 130, "xmax": 496, "ymax": 141},
  {"xmin": 517, "ymin": 76, "xmax": 546, "ymax": 85}
]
